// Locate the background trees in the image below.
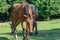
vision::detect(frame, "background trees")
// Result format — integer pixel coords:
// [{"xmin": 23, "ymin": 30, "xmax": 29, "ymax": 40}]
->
[{"xmin": 0, "ymin": 0, "xmax": 60, "ymax": 22}]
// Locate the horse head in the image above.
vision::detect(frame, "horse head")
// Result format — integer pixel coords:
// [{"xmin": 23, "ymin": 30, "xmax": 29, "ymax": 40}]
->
[{"xmin": 23, "ymin": 2, "xmax": 35, "ymax": 34}]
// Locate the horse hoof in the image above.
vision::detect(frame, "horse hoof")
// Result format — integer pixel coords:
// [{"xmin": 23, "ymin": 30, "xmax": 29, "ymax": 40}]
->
[
  {"xmin": 35, "ymin": 32, "xmax": 38, "ymax": 34},
  {"xmin": 14, "ymin": 34, "xmax": 18, "ymax": 40}
]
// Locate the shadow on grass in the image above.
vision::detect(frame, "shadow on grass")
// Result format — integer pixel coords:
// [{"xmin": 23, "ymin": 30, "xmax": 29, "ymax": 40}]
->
[
  {"xmin": 17, "ymin": 28, "xmax": 60, "ymax": 40},
  {"xmin": 18, "ymin": 28, "xmax": 60, "ymax": 40},
  {"xmin": 28, "ymin": 28, "xmax": 60, "ymax": 40},
  {"xmin": 0, "ymin": 32, "xmax": 23, "ymax": 36},
  {"xmin": 0, "ymin": 28, "xmax": 60, "ymax": 37},
  {"xmin": 17, "ymin": 28, "xmax": 60, "ymax": 36},
  {"xmin": 0, "ymin": 32, "xmax": 12, "ymax": 35},
  {"xmin": 0, "ymin": 37, "xmax": 9, "ymax": 40},
  {"xmin": 0, "ymin": 28, "xmax": 60, "ymax": 40}
]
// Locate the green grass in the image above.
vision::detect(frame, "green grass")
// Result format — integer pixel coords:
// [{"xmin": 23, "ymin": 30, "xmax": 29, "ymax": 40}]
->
[{"xmin": 0, "ymin": 19, "xmax": 60, "ymax": 40}]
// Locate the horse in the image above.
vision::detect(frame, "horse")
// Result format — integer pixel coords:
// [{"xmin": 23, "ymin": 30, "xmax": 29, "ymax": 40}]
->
[
  {"xmin": 30, "ymin": 4, "xmax": 38, "ymax": 34},
  {"xmin": 8, "ymin": 2, "xmax": 36, "ymax": 40}
]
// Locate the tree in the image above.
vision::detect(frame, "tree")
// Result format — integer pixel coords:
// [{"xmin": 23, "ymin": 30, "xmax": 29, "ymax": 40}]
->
[{"xmin": 0, "ymin": 0, "xmax": 60, "ymax": 21}]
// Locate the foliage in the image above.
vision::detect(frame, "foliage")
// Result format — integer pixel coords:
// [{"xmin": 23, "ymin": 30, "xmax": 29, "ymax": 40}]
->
[
  {"xmin": 0, "ymin": 0, "xmax": 60, "ymax": 21},
  {"xmin": 28, "ymin": 0, "xmax": 60, "ymax": 20}
]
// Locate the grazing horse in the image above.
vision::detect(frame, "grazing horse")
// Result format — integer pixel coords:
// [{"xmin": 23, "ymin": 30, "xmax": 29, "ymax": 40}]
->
[
  {"xmin": 30, "ymin": 4, "xmax": 38, "ymax": 34},
  {"xmin": 8, "ymin": 2, "xmax": 36, "ymax": 40}
]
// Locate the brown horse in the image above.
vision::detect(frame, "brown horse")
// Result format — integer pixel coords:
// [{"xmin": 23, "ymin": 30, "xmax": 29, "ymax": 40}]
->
[{"xmin": 8, "ymin": 2, "xmax": 36, "ymax": 40}]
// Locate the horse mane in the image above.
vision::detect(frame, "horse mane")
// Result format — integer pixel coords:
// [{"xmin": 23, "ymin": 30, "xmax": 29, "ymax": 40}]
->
[{"xmin": 24, "ymin": 3, "xmax": 29, "ymax": 15}]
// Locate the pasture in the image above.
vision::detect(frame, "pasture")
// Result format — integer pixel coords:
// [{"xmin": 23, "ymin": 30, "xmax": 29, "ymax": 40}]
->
[{"xmin": 0, "ymin": 19, "xmax": 60, "ymax": 40}]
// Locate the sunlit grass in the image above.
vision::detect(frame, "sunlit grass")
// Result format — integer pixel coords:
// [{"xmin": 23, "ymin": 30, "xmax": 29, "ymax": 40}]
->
[{"xmin": 0, "ymin": 19, "xmax": 60, "ymax": 40}]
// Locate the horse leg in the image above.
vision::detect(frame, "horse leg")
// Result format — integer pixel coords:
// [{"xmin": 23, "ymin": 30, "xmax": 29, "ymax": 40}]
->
[
  {"xmin": 10, "ymin": 20, "xmax": 18, "ymax": 34},
  {"xmin": 21, "ymin": 22, "xmax": 28, "ymax": 40},
  {"xmin": 10, "ymin": 23, "xmax": 18, "ymax": 40},
  {"xmin": 21, "ymin": 22, "xmax": 25, "ymax": 34},
  {"xmin": 34, "ymin": 21, "xmax": 38, "ymax": 34},
  {"xmin": 24, "ymin": 22, "xmax": 29, "ymax": 40},
  {"xmin": 12, "ymin": 19, "xmax": 19, "ymax": 40},
  {"xmin": 10, "ymin": 22, "xmax": 17, "ymax": 35},
  {"xmin": 13, "ymin": 26, "xmax": 18, "ymax": 40}
]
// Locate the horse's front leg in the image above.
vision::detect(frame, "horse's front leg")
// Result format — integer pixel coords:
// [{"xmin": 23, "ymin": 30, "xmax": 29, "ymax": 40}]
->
[
  {"xmin": 13, "ymin": 26, "xmax": 18, "ymax": 40},
  {"xmin": 10, "ymin": 21, "xmax": 20, "ymax": 34},
  {"xmin": 12, "ymin": 21, "xmax": 18, "ymax": 40},
  {"xmin": 24, "ymin": 22, "xmax": 29, "ymax": 40},
  {"xmin": 10, "ymin": 23, "xmax": 18, "ymax": 40},
  {"xmin": 21, "ymin": 22, "xmax": 28, "ymax": 40}
]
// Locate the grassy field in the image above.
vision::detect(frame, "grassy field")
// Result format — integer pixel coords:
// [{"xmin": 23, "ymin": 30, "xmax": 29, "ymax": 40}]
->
[{"xmin": 0, "ymin": 19, "xmax": 60, "ymax": 40}]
